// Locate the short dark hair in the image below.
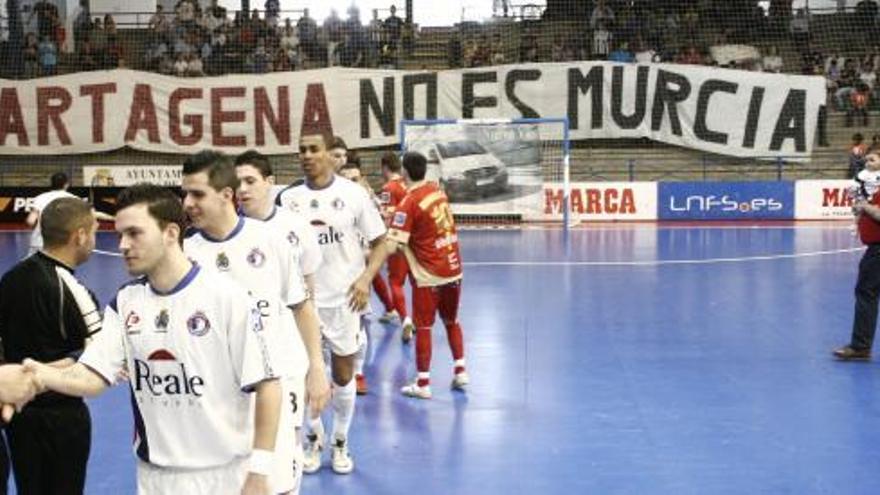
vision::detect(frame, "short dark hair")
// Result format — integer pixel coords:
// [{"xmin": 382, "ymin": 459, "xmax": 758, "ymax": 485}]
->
[
  {"xmin": 41, "ymin": 197, "xmax": 93, "ymax": 248},
  {"xmin": 116, "ymin": 184, "xmax": 187, "ymax": 245},
  {"xmin": 234, "ymin": 150, "xmax": 273, "ymax": 178},
  {"xmin": 330, "ymin": 136, "xmax": 348, "ymax": 150},
  {"xmin": 50, "ymin": 172, "xmax": 69, "ymax": 190},
  {"xmin": 339, "ymin": 163, "xmax": 361, "ymax": 174},
  {"xmin": 182, "ymin": 150, "xmax": 239, "ymax": 192},
  {"xmin": 381, "ymin": 152, "xmax": 401, "ymax": 173},
  {"xmin": 402, "ymin": 151, "xmax": 427, "ymax": 181},
  {"xmin": 298, "ymin": 131, "xmax": 334, "ymax": 150}
]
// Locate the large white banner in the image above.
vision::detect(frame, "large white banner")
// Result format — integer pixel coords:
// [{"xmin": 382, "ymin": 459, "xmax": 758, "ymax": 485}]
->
[
  {"xmin": 0, "ymin": 64, "xmax": 825, "ymax": 158},
  {"xmin": 795, "ymin": 179, "xmax": 854, "ymax": 220}
]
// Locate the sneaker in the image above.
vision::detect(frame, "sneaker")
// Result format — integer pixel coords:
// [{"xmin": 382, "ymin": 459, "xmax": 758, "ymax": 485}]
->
[
  {"xmin": 451, "ymin": 371, "xmax": 470, "ymax": 390},
  {"xmin": 331, "ymin": 438, "xmax": 354, "ymax": 474},
  {"xmin": 400, "ymin": 381, "xmax": 432, "ymax": 399},
  {"xmin": 378, "ymin": 310, "xmax": 399, "ymax": 323},
  {"xmin": 302, "ymin": 434, "xmax": 323, "ymax": 474},
  {"xmin": 355, "ymin": 373, "xmax": 368, "ymax": 395},
  {"xmin": 401, "ymin": 318, "xmax": 415, "ymax": 343},
  {"xmin": 833, "ymin": 345, "xmax": 872, "ymax": 361}
]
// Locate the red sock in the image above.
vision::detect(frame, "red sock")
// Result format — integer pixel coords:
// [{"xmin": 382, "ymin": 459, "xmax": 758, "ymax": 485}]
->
[
  {"xmin": 416, "ymin": 327, "xmax": 432, "ymax": 374},
  {"xmin": 390, "ymin": 282, "xmax": 408, "ymax": 319},
  {"xmin": 371, "ymin": 275, "xmax": 393, "ymax": 312}
]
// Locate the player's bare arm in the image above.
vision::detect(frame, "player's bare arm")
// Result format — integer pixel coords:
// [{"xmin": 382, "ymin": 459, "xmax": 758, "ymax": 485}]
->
[
  {"xmin": 244, "ymin": 378, "xmax": 282, "ymax": 495},
  {"xmin": 349, "ymin": 235, "xmax": 396, "ymax": 312},
  {"xmin": 290, "ymin": 297, "xmax": 331, "ymax": 417},
  {"xmin": 23, "ymin": 359, "xmax": 109, "ymax": 398}
]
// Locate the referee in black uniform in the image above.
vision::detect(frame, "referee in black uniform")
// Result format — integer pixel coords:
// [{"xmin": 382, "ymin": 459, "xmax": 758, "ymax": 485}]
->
[{"xmin": 0, "ymin": 197, "xmax": 102, "ymax": 494}]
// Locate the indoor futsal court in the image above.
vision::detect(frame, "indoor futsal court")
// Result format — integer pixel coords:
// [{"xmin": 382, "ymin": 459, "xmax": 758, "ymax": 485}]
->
[{"xmin": 0, "ymin": 223, "xmax": 875, "ymax": 494}]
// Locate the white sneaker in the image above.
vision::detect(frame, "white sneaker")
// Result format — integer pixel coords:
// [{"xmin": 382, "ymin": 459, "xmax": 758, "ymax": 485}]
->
[
  {"xmin": 331, "ymin": 438, "xmax": 354, "ymax": 474},
  {"xmin": 302, "ymin": 434, "xmax": 323, "ymax": 474},
  {"xmin": 378, "ymin": 310, "xmax": 399, "ymax": 323},
  {"xmin": 401, "ymin": 317, "xmax": 414, "ymax": 343},
  {"xmin": 400, "ymin": 381, "xmax": 432, "ymax": 399},
  {"xmin": 452, "ymin": 372, "xmax": 470, "ymax": 390}
]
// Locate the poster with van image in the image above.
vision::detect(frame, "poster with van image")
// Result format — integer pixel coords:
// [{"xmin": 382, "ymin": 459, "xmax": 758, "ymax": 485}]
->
[{"xmin": 402, "ymin": 122, "xmax": 560, "ymax": 220}]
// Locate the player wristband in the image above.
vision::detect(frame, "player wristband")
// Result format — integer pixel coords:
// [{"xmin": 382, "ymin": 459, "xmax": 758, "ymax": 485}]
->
[{"xmin": 247, "ymin": 449, "xmax": 274, "ymax": 476}]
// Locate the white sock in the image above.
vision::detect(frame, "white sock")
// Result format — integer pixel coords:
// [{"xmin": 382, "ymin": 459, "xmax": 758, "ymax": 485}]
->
[
  {"xmin": 355, "ymin": 319, "xmax": 368, "ymax": 375},
  {"xmin": 307, "ymin": 415, "xmax": 325, "ymax": 444},
  {"xmin": 331, "ymin": 379, "xmax": 356, "ymax": 442}
]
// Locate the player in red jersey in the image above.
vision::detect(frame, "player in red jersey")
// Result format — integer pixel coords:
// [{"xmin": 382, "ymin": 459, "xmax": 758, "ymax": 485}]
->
[
  {"xmin": 376, "ymin": 152, "xmax": 415, "ymax": 341},
  {"xmin": 351, "ymin": 151, "xmax": 468, "ymax": 399}
]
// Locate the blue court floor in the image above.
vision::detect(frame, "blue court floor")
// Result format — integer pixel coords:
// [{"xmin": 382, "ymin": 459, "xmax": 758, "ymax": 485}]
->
[{"xmin": 0, "ymin": 224, "xmax": 878, "ymax": 495}]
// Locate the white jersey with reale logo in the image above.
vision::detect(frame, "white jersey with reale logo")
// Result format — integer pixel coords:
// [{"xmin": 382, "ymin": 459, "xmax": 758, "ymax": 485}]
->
[
  {"xmin": 261, "ymin": 206, "xmax": 322, "ymax": 277},
  {"xmin": 79, "ymin": 265, "xmax": 277, "ymax": 468},
  {"xmin": 276, "ymin": 176, "xmax": 387, "ymax": 308},
  {"xmin": 183, "ymin": 216, "xmax": 309, "ymax": 380}
]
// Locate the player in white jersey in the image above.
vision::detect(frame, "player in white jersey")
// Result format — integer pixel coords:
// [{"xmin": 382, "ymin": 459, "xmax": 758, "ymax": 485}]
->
[
  {"xmin": 181, "ymin": 151, "xmax": 329, "ymax": 495},
  {"xmin": 23, "ymin": 184, "xmax": 283, "ymax": 495},
  {"xmin": 26, "ymin": 172, "xmax": 77, "ymax": 256},
  {"xmin": 276, "ymin": 131, "xmax": 387, "ymax": 475}
]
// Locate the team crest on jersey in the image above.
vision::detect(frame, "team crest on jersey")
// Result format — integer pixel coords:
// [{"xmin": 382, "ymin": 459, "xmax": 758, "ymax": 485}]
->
[
  {"xmin": 332, "ymin": 198, "xmax": 345, "ymax": 210},
  {"xmin": 286, "ymin": 231, "xmax": 300, "ymax": 246},
  {"xmin": 310, "ymin": 199, "xmax": 319, "ymax": 209},
  {"xmin": 216, "ymin": 252, "xmax": 230, "ymax": 271},
  {"xmin": 125, "ymin": 311, "xmax": 142, "ymax": 334},
  {"xmin": 155, "ymin": 309, "xmax": 169, "ymax": 332},
  {"xmin": 247, "ymin": 247, "xmax": 266, "ymax": 268},
  {"xmin": 392, "ymin": 211, "xmax": 407, "ymax": 228},
  {"xmin": 379, "ymin": 192, "xmax": 391, "ymax": 205},
  {"xmin": 287, "ymin": 201, "xmax": 301, "ymax": 213},
  {"xmin": 186, "ymin": 311, "xmax": 211, "ymax": 337}
]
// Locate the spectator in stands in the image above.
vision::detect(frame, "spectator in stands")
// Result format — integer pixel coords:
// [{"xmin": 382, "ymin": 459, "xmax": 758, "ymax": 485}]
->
[
  {"xmin": 37, "ymin": 35, "xmax": 57, "ymax": 76},
  {"xmin": 175, "ymin": 0, "xmax": 196, "ymax": 29},
  {"xmin": 324, "ymin": 9, "xmax": 344, "ymax": 67},
  {"xmin": 32, "ymin": 0, "xmax": 56, "ymax": 40},
  {"xmin": 273, "ymin": 46, "xmax": 290, "ymax": 71},
  {"xmin": 90, "ymin": 17, "xmax": 107, "ymax": 67},
  {"xmin": 763, "ymin": 46, "xmax": 784, "ymax": 73},
  {"xmin": 860, "ymin": 61, "xmax": 877, "ymax": 95},
  {"xmin": 490, "ymin": 35, "xmax": 505, "ymax": 65},
  {"xmin": 144, "ymin": 36, "xmax": 169, "ymax": 72},
  {"xmin": 550, "ymin": 35, "xmax": 566, "ymax": 62},
  {"xmin": 850, "ymin": 133, "xmax": 868, "ymax": 178},
  {"xmin": 174, "ymin": 53, "xmax": 188, "ymax": 76},
  {"xmin": 590, "ymin": 0, "xmax": 615, "ymax": 30},
  {"xmin": 265, "ymin": 0, "xmax": 280, "ymax": 29},
  {"xmin": 249, "ymin": 37, "xmax": 271, "ymax": 73},
  {"xmin": 608, "ymin": 41, "xmax": 635, "ymax": 63},
  {"xmin": 368, "ymin": 9, "xmax": 384, "ymax": 66},
  {"xmin": 677, "ymin": 45, "xmax": 702, "ymax": 65},
  {"xmin": 149, "ymin": 5, "xmax": 171, "ymax": 34},
  {"xmin": 384, "ymin": 5, "xmax": 403, "ymax": 54},
  {"xmin": 592, "ymin": 20, "xmax": 612, "ymax": 60},
  {"xmin": 519, "ymin": 34, "xmax": 538, "ymax": 63},
  {"xmin": 848, "ymin": 82, "xmax": 871, "ymax": 127},
  {"xmin": 297, "ymin": 8, "xmax": 319, "ymax": 65},
  {"xmin": 186, "ymin": 52, "xmax": 204, "ymax": 76},
  {"xmin": 73, "ymin": 0, "xmax": 92, "ymax": 55},
  {"xmin": 279, "ymin": 20, "xmax": 299, "ymax": 69},
  {"xmin": 789, "ymin": 8, "xmax": 810, "ymax": 56},
  {"xmin": 23, "ymin": 33, "xmax": 39, "ymax": 78},
  {"xmin": 837, "ymin": 59, "xmax": 860, "ymax": 110}
]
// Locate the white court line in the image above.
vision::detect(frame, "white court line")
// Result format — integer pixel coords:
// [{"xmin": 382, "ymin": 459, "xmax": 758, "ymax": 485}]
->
[
  {"xmin": 94, "ymin": 249, "xmax": 122, "ymax": 257},
  {"xmin": 465, "ymin": 247, "xmax": 864, "ymax": 267}
]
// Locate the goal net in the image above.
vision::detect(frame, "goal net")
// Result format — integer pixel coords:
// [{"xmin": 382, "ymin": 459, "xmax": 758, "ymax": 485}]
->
[{"xmin": 399, "ymin": 118, "xmax": 571, "ymax": 229}]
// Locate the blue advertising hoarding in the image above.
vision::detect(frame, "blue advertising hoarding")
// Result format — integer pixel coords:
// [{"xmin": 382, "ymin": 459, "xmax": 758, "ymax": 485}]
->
[{"xmin": 658, "ymin": 182, "xmax": 795, "ymax": 220}]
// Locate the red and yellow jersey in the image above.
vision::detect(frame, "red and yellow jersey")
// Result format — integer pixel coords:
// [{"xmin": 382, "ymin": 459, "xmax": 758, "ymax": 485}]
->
[
  {"xmin": 379, "ymin": 177, "xmax": 408, "ymax": 223},
  {"xmin": 387, "ymin": 181, "xmax": 462, "ymax": 287}
]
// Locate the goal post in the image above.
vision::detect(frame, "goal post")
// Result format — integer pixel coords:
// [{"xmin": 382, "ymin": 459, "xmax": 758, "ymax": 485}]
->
[{"xmin": 399, "ymin": 117, "xmax": 571, "ymax": 232}]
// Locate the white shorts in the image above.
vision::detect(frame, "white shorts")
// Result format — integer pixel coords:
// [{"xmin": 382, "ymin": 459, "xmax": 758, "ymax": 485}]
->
[
  {"xmin": 137, "ymin": 457, "xmax": 247, "ymax": 495},
  {"xmin": 271, "ymin": 376, "xmax": 305, "ymax": 494},
  {"xmin": 318, "ymin": 306, "xmax": 361, "ymax": 356}
]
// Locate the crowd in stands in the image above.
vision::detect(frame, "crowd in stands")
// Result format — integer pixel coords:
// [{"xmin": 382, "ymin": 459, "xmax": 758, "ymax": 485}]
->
[
  {"xmin": 136, "ymin": 0, "xmax": 408, "ymax": 76},
  {"xmin": 7, "ymin": 0, "xmax": 880, "ymax": 110}
]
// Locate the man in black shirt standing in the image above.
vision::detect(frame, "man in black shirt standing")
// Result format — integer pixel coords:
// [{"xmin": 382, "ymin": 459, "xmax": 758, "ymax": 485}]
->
[{"xmin": 0, "ymin": 197, "xmax": 101, "ymax": 495}]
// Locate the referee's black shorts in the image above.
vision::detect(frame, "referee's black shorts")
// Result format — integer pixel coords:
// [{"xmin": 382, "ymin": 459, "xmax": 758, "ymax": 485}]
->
[{"xmin": 6, "ymin": 401, "xmax": 91, "ymax": 495}]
